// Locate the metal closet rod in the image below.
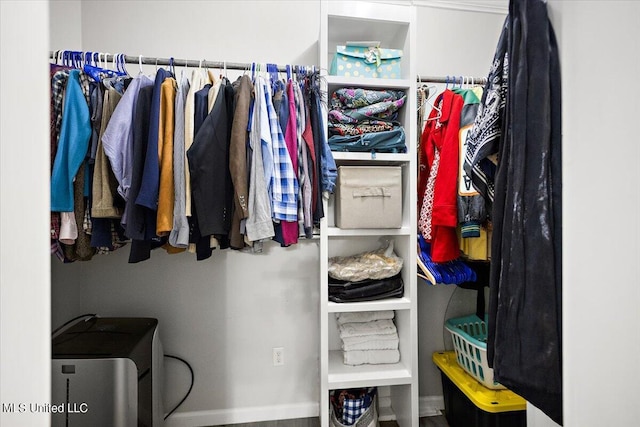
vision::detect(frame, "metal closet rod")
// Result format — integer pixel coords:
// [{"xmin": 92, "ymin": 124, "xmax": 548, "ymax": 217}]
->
[
  {"xmin": 49, "ymin": 50, "xmax": 316, "ymax": 73},
  {"xmin": 417, "ymin": 75, "xmax": 487, "ymax": 85}
]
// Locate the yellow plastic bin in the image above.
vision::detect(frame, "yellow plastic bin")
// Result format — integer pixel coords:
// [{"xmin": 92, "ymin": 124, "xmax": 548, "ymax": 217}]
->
[{"xmin": 432, "ymin": 352, "xmax": 526, "ymax": 427}]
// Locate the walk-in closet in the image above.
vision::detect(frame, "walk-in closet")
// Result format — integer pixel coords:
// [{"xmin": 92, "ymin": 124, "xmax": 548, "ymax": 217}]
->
[{"xmin": 1, "ymin": 1, "xmax": 639, "ymax": 427}]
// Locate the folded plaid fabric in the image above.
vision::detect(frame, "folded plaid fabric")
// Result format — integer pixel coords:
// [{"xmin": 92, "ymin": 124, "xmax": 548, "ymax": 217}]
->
[{"xmin": 330, "ymin": 387, "xmax": 376, "ymax": 426}]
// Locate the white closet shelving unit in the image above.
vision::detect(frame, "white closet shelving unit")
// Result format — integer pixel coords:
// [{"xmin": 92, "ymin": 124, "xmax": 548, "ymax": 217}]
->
[{"xmin": 319, "ymin": 2, "xmax": 418, "ymax": 426}]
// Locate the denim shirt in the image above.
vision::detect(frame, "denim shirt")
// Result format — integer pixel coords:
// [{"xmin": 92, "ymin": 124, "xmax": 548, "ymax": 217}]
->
[{"xmin": 316, "ymin": 94, "xmax": 337, "ymax": 194}]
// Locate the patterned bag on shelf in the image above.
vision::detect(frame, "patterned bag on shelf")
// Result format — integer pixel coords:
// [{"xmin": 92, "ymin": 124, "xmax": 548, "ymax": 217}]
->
[
  {"xmin": 330, "ymin": 388, "xmax": 378, "ymax": 427},
  {"xmin": 330, "ymin": 45, "xmax": 403, "ymax": 79}
]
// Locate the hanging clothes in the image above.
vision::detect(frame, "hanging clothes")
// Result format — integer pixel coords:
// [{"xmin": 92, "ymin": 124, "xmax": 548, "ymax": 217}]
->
[
  {"xmin": 136, "ymin": 68, "xmax": 171, "ymax": 210},
  {"xmin": 49, "ymin": 57, "xmax": 331, "ymax": 263},
  {"xmin": 184, "ymin": 69, "xmax": 214, "ymax": 218},
  {"xmin": 91, "ymin": 84, "xmax": 123, "ymax": 219},
  {"xmin": 453, "ymin": 87, "xmax": 491, "ymax": 262},
  {"xmin": 294, "ymin": 80, "xmax": 314, "ymax": 239},
  {"xmin": 125, "ymin": 85, "xmax": 156, "ymax": 263},
  {"xmin": 102, "ymin": 74, "xmax": 154, "ymax": 205},
  {"xmin": 156, "ymin": 77, "xmax": 178, "ymax": 237},
  {"xmin": 245, "ymin": 74, "xmax": 275, "ymax": 248},
  {"xmin": 417, "ymin": 89, "xmax": 463, "ymax": 263},
  {"xmin": 465, "ymin": 0, "xmax": 563, "ymax": 423},
  {"xmin": 187, "ymin": 79, "xmax": 234, "ymax": 245},
  {"xmin": 51, "ymin": 69, "xmax": 91, "ymax": 213},
  {"xmin": 228, "ymin": 75, "xmax": 252, "ymax": 249},
  {"xmin": 169, "ymin": 73, "xmax": 191, "ymax": 249}
]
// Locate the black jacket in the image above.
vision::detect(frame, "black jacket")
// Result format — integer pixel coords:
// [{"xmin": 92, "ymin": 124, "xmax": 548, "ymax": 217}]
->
[{"xmin": 470, "ymin": 0, "xmax": 563, "ymax": 423}]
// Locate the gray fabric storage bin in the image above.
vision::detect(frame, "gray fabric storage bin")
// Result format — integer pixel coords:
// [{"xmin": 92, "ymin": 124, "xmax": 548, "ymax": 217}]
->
[{"xmin": 335, "ymin": 166, "xmax": 402, "ymax": 229}]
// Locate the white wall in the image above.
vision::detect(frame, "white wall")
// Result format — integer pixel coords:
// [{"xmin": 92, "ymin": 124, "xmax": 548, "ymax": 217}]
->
[
  {"xmin": 548, "ymin": 1, "xmax": 640, "ymax": 426},
  {"xmin": 49, "ymin": 0, "xmax": 82, "ymax": 49},
  {"xmin": 0, "ymin": 1, "xmax": 51, "ymax": 427},
  {"xmin": 46, "ymin": 1, "xmax": 508, "ymax": 423},
  {"xmin": 14, "ymin": 1, "xmax": 640, "ymax": 426},
  {"xmin": 50, "ymin": 2, "xmax": 323, "ymax": 425}
]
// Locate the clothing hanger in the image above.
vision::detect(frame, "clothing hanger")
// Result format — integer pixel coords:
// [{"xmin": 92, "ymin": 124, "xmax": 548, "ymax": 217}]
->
[
  {"xmin": 267, "ymin": 63, "xmax": 278, "ymax": 85},
  {"xmin": 179, "ymin": 56, "xmax": 189, "ymax": 80},
  {"xmin": 417, "ymin": 241, "xmax": 438, "ymax": 285},
  {"xmin": 417, "ymin": 236, "xmax": 477, "ymax": 285},
  {"xmin": 416, "ymin": 81, "xmax": 437, "ymax": 112},
  {"xmin": 84, "ymin": 52, "xmax": 126, "ymax": 81},
  {"xmin": 424, "ymin": 81, "xmax": 442, "ymax": 122},
  {"xmin": 119, "ymin": 53, "xmax": 129, "ymax": 76}
]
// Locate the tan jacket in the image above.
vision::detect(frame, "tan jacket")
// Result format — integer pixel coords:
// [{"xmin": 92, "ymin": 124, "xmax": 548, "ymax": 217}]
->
[
  {"xmin": 92, "ymin": 87, "xmax": 123, "ymax": 218},
  {"xmin": 156, "ymin": 78, "xmax": 177, "ymax": 236},
  {"xmin": 229, "ymin": 75, "xmax": 253, "ymax": 249}
]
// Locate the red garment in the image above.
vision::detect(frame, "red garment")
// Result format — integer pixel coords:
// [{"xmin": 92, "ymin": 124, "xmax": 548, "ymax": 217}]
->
[
  {"xmin": 418, "ymin": 90, "xmax": 463, "ymax": 262},
  {"xmin": 280, "ymin": 80, "xmax": 299, "ymax": 245}
]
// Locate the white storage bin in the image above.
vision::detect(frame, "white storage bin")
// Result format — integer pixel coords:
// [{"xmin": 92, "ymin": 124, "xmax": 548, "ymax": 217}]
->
[{"xmin": 335, "ymin": 166, "xmax": 402, "ymax": 229}]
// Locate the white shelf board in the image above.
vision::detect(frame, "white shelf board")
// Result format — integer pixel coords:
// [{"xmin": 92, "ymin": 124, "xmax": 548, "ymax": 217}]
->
[
  {"xmin": 326, "ymin": 1, "xmax": 413, "ymax": 25},
  {"xmin": 331, "ymin": 152, "xmax": 411, "ymax": 162},
  {"xmin": 326, "ymin": 75, "xmax": 412, "ymax": 90},
  {"xmin": 327, "ymin": 297, "xmax": 412, "ymax": 313},
  {"xmin": 327, "ymin": 226, "xmax": 412, "ymax": 237},
  {"xmin": 327, "ymin": 350, "xmax": 412, "ymax": 389}
]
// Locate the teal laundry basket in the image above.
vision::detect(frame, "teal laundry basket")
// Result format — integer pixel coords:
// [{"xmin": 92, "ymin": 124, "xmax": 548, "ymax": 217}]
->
[{"xmin": 444, "ymin": 314, "xmax": 505, "ymax": 390}]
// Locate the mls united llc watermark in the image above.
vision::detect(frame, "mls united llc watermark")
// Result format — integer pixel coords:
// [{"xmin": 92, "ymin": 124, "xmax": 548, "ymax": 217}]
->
[{"xmin": 2, "ymin": 402, "xmax": 88, "ymax": 414}]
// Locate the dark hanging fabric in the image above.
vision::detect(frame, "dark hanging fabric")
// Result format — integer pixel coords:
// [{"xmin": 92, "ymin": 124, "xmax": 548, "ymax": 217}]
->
[
  {"xmin": 456, "ymin": 261, "xmax": 490, "ymax": 320},
  {"xmin": 125, "ymin": 85, "xmax": 163, "ymax": 263},
  {"xmin": 136, "ymin": 68, "xmax": 171, "ymax": 210},
  {"xmin": 187, "ymin": 82, "xmax": 233, "ymax": 238},
  {"xmin": 187, "ymin": 80, "xmax": 235, "ymax": 260},
  {"xmin": 308, "ymin": 74, "xmax": 325, "ymax": 224},
  {"xmin": 481, "ymin": 0, "xmax": 563, "ymax": 423}
]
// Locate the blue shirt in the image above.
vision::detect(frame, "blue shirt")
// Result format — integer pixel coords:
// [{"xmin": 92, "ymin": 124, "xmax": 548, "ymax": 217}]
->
[
  {"xmin": 51, "ymin": 70, "xmax": 91, "ymax": 212},
  {"xmin": 262, "ymin": 77, "xmax": 298, "ymax": 221}
]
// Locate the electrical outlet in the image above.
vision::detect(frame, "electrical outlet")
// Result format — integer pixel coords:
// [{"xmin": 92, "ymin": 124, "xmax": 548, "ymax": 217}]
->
[{"xmin": 273, "ymin": 347, "xmax": 284, "ymax": 366}]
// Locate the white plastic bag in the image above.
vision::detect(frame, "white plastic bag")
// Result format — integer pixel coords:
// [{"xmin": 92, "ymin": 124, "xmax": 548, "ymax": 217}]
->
[{"xmin": 328, "ymin": 240, "xmax": 403, "ymax": 282}]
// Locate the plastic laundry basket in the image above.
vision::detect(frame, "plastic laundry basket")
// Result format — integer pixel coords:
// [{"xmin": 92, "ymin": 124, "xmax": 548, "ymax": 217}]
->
[{"xmin": 444, "ymin": 314, "xmax": 505, "ymax": 390}]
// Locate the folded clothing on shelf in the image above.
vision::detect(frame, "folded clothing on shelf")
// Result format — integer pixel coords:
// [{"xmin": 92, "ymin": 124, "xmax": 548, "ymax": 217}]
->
[
  {"xmin": 343, "ymin": 349, "xmax": 400, "ymax": 366},
  {"xmin": 328, "ymin": 87, "xmax": 407, "ymax": 153},
  {"xmin": 336, "ymin": 311, "xmax": 401, "ymax": 365},
  {"xmin": 339, "ymin": 319, "xmax": 397, "ymax": 338},
  {"xmin": 342, "ymin": 334, "xmax": 399, "ymax": 351},
  {"xmin": 329, "ymin": 88, "xmax": 406, "ymax": 124},
  {"xmin": 336, "ymin": 310, "xmax": 395, "ymax": 325},
  {"xmin": 329, "ymin": 274, "xmax": 404, "ymax": 303}
]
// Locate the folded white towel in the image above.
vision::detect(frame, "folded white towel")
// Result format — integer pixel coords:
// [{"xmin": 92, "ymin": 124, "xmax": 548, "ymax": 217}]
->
[
  {"xmin": 343, "ymin": 349, "xmax": 401, "ymax": 366},
  {"xmin": 342, "ymin": 334, "xmax": 399, "ymax": 351},
  {"xmin": 336, "ymin": 311, "xmax": 395, "ymax": 325},
  {"xmin": 339, "ymin": 319, "xmax": 397, "ymax": 339}
]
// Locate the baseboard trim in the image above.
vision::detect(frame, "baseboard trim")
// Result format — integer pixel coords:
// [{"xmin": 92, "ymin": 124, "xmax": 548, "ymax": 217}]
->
[
  {"xmin": 419, "ymin": 395, "xmax": 445, "ymax": 417},
  {"xmin": 163, "ymin": 396, "xmax": 444, "ymax": 426},
  {"xmin": 164, "ymin": 402, "xmax": 319, "ymax": 427}
]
